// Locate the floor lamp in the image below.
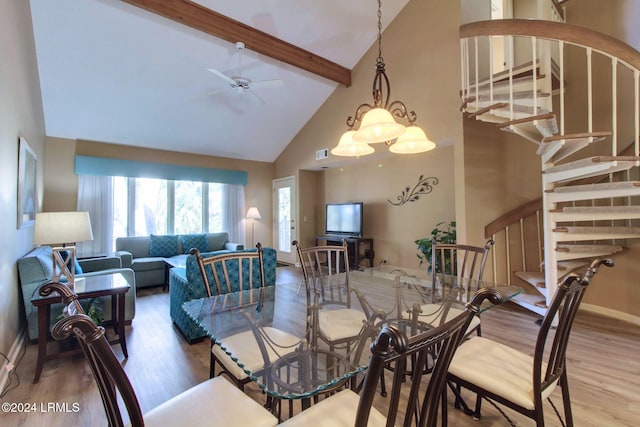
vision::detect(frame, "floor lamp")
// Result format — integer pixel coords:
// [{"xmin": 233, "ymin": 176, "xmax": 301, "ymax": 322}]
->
[
  {"xmin": 246, "ymin": 207, "xmax": 261, "ymax": 247},
  {"xmin": 33, "ymin": 211, "xmax": 94, "ymax": 287}
]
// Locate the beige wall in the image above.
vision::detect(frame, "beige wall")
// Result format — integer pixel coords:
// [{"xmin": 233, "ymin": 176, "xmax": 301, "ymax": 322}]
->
[
  {"xmin": 321, "ymin": 148, "xmax": 456, "ymax": 268},
  {"xmin": 43, "ymin": 138, "xmax": 275, "ymax": 248},
  {"xmin": 0, "ymin": 0, "xmax": 46, "ymax": 355},
  {"xmin": 275, "ymin": 0, "xmax": 463, "ymax": 269}
]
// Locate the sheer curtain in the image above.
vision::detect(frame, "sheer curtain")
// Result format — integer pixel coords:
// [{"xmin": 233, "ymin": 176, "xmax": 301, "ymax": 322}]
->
[
  {"xmin": 221, "ymin": 184, "xmax": 246, "ymax": 247},
  {"xmin": 76, "ymin": 175, "xmax": 114, "ymax": 257}
]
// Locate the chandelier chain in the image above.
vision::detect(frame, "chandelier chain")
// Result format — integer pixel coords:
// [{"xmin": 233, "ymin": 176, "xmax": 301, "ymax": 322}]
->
[{"xmin": 377, "ymin": 0, "xmax": 383, "ymax": 63}]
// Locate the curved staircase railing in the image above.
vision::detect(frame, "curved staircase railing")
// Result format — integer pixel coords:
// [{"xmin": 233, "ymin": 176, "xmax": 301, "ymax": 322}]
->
[{"xmin": 461, "ymin": 19, "xmax": 640, "ymax": 315}]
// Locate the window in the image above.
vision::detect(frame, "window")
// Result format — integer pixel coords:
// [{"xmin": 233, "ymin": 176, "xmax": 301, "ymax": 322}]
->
[{"xmin": 113, "ymin": 177, "xmax": 225, "ymax": 240}]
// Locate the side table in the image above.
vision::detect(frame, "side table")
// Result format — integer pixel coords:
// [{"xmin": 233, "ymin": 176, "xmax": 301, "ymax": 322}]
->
[{"xmin": 30, "ymin": 273, "xmax": 131, "ymax": 383}]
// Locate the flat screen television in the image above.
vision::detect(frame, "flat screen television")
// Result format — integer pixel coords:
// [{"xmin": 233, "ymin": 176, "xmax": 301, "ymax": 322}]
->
[{"xmin": 325, "ymin": 202, "xmax": 363, "ymax": 237}]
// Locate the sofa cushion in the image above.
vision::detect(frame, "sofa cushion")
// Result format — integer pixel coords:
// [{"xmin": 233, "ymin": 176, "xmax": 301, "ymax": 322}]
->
[
  {"xmin": 181, "ymin": 233, "xmax": 209, "ymax": 254},
  {"xmin": 207, "ymin": 233, "xmax": 229, "ymax": 251},
  {"xmin": 131, "ymin": 257, "xmax": 167, "ymax": 272},
  {"xmin": 149, "ymin": 234, "xmax": 179, "ymax": 257}
]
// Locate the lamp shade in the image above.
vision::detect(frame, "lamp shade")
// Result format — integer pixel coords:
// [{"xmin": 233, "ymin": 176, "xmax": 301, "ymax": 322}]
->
[
  {"xmin": 246, "ymin": 207, "xmax": 261, "ymax": 220},
  {"xmin": 353, "ymin": 108, "xmax": 406, "ymax": 144},
  {"xmin": 389, "ymin": 125, "xmax": 437, "ymax": 154},
  {"xmin": 34, "ymin": 212, "xmax": 94, "ymax": 245},
  {"xmin": 331, "ymin": 130, "xmax": 375, "ymax": 157}
]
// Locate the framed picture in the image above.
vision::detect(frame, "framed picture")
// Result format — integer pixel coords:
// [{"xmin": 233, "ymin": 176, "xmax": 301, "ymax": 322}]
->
[{"xmin": 17, "ymin": 137, "xmax": 37, "ymax": 229}]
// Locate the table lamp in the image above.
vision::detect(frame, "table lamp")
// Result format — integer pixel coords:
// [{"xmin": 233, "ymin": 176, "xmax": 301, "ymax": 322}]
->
[
  {"xmin": 246, "ymin": 207, "xmax": 261, "ymax": 247},
  {"xmin": 33, "ymin": 211, "xmax": 94, "ymax": 287}
]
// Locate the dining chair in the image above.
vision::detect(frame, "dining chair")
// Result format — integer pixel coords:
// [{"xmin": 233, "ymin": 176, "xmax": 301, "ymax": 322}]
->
[
  {"xmin": 42, "ymin": 281, "xmax": 278, "ymax": 427},
  {"xmin": 293, "ymin": 240, "xmax": 378, "ymax": 355},
  {"xmin": 447, "ymin": 258, "xmax": 614, "ymax": 427},
  {"xmin": 418, "ymin": 238, "xmax": 494, "ymax": 336},
  {"xmin": 192, "ymin": 244, "xmax": 300, "ymax": 389},
  {"xmin": 279, "ymin": 287, "xmax": 506, "ymax": 427}
]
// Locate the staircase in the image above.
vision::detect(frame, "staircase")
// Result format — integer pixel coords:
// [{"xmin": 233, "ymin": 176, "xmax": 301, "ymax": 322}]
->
[{"xmin": 460, "ymin": 17, "xmax": 640, "ymax": 315}]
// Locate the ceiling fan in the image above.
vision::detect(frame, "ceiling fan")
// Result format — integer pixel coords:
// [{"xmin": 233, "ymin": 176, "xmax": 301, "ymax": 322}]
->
[{"xmin": 207, "ymin": 42, "xmax": 283, "ymax": 103}]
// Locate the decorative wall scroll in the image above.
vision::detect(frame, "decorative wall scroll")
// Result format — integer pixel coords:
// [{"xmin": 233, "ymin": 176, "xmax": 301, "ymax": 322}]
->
[{"xmin": 387, "ymin": 175, "xmax": 439, "ymax": 206}]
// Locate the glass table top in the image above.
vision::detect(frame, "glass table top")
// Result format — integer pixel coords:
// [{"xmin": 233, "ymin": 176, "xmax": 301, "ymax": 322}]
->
[{"xmin": 182, "ymin": 267, "xmax": 521, "ymax": 399}]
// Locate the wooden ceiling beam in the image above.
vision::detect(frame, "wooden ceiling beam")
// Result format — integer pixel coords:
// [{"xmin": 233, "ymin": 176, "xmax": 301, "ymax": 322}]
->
[{"xmin": 122, "ymin": 0, "xmax": 351, "ymax": 86}]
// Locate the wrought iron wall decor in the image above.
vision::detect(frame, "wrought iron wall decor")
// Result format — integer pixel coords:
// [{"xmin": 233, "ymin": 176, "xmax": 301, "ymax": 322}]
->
[{"xmin": 387, "ymin": 175, "xmax": 439, "ymax": 206}]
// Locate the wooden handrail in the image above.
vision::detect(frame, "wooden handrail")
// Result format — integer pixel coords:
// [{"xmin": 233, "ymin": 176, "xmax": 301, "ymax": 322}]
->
[
  {"xmin": 485, "ymin": 198, "xmax": 542, "ymax": 238},
  {"xmin": 461, "ymin": 20, "xmax": 640, "ymax": 71}
]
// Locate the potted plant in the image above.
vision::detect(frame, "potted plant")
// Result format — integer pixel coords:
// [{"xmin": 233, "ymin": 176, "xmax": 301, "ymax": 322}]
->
[{"xmin": 414, "ymin": 221, "xmax": 457, "ymax": 272}]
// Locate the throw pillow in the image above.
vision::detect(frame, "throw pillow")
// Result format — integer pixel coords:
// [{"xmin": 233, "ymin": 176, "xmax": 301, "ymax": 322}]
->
[
  {"xmin": 181, "ymin": 233, "xmax": 209, "ymax": 254},
  {"xmin": 59, "ymin": 250, "xmax": 84, "ymax": 275},
  {"xmin": 149, "ymin": 234, "xmax": 179, "ymax": 257}
]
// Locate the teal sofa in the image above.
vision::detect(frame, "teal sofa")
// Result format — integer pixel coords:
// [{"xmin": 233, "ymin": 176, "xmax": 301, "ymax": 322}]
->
[
  {"xmin": 169, "ymin": 247, "xmax": 277, "ymax": 343},
  {"xmin": 115, "ymin": 232, "xmax": 243, "ymax": 289},
  {"xmin": 17, "ymin": 246, "xmax": 136, "ymax": 341}
]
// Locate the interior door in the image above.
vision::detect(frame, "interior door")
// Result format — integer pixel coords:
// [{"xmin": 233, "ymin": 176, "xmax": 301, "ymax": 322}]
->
[{"xmin": 272, "ymin": 176, "xmax": 297, "ymax": 265}]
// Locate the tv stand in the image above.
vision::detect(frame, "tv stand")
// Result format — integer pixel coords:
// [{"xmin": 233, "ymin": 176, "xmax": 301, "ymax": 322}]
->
[{"xmin": 315, "ymin": 235, "xmax": 374, "ymax": 270}]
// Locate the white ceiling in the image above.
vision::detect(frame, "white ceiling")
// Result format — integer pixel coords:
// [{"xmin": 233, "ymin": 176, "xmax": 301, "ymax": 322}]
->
[{"xmin": 29, "ymin": 0, "xmax": 410, "ymax": 162}]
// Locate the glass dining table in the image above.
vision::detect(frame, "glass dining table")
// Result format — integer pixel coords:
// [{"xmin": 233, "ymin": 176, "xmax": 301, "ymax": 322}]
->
[{"xmin": 182, "ymin": 265, "xmax": 522, "ymax": 405}]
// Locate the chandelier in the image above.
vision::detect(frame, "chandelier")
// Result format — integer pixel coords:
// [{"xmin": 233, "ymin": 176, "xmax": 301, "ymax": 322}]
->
[{"xmin": 331, "ymin": 0, "xmax": 435, "ymax": 157}]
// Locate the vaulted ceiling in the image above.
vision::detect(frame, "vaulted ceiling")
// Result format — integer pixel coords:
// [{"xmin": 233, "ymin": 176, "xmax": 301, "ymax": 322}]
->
[{"xmin": 29, "ymin": 0, "xmax": 410, "ymax": 162}]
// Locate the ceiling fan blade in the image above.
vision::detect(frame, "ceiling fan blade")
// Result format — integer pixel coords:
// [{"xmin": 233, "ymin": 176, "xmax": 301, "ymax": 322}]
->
[
  {"xmin": 250, "ymin": 79, "xmax": 284, "ymax": 90},
  {"xmin": 246, "ymin": 89, "xmax": 266, "ymax": 105},
  {"xmin": 207, "ymin": 68, "xmax": 237, "ymax": 86}
]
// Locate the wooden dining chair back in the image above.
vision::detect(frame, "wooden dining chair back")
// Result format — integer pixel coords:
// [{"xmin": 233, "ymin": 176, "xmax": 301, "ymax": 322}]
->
[
  {"xmin": 448, "ymin": 258, "xmax": 614, "ymax": 427},
  {"xmin": 191, "ymin": 243, "xmax": 266, "ymax": 297},
  {"xmin": 42, "ymin": 281, "xmax": 278, "ymax": 427},
  {"xmin": 293, "ymin": 240, "xmax": 375, "ymax": 353},
  {"xmin": 279, "ymin": 288, "xmax": 506, "ymax": 427}
]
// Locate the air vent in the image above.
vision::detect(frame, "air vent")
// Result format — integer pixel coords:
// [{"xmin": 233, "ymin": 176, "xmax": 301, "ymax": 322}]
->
[{"xmin": 316, "ymin": 148, "xmax": 329, "ymax": 160}]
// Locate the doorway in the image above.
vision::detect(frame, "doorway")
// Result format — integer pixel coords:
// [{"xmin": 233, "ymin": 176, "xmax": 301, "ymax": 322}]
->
[{"xmin": 272, "ymin": 176, "xmax": 297, "ymax": 265}]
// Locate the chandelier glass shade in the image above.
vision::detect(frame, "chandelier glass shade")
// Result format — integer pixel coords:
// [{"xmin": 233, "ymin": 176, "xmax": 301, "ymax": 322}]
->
[
  {"xmin": 334, "ymin": 0, "xmax": 435, "ymax": 157},
  {"xmin": 331, "ymin": 130, "xmax": 375, "ymax": 157},
  {"xmin": 390, "ymin": 126, "xmax": 437, "ymax": 154}
]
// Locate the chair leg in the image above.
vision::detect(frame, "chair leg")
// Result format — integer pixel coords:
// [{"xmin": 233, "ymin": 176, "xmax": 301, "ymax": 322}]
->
[
  {"xmin": 560, "ymin": 371, "xmax": 574, "ymax": 427},
  {"xmin": 473, "ymin": 392, "xmax": 482, "ymax": 420},
  {"xmin": 209, "ymin": 342, "xmax": 216, "ymax": 378},
  {"xmin": 440, "ymin": 388, "xmax": 448, "ymax": 427}
]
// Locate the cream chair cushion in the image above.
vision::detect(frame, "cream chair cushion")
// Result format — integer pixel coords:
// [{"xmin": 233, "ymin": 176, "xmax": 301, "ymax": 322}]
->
[
  {"xmin": 449, "ymin": 336, "xmax": 556, "ymax": 410},
  {"xmin": 212, "ymin": 326, "xmax": 301, "ymax": 380},
  {"xmin": 139, "ymin": 376, "xmax": 278, "ymax": 427},
  {"xmin": 279, "ymin": 388, "xmax": 387, "ymax": 427},
  {"xmin": 318, "ymin": 308, "xmax": 366, "ymax": 341}
]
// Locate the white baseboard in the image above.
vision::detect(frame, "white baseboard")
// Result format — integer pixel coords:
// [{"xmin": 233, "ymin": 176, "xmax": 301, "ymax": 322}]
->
[
  {"xmin": 0, "ymin": 328, "xmax": 27, "ymax": 394},
  {"xmin": 580, "ymin": 303, "xmax": 640, "ymax": 326}
]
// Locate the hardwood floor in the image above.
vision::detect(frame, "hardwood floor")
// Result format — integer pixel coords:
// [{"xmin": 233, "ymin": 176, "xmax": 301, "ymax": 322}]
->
[{"xmin": 3, "ymin": 266, "xmax": 639, "ymax": 426}]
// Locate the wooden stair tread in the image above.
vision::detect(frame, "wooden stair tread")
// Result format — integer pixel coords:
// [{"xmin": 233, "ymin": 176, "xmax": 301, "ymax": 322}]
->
[
  {"xmin": 556, "ymin": 243, "xmax": 623, "ymax": 252},
  {"xmin": 538, "ymin": 132, "xmax": 611, "ymax": 163},
  {"xmin": 553, "ymin": 226, "xmax": 640, "ymax": 241},
  {"xmin": 555, "ymin": 243, "xmax": 624, "ymax": 261},
  {"xmin": 466, "ymin": 73, "xmax": 546, "ymax": 95},
  {"xmin": 543, "ymin": 156, "xmax": 640, "ymax": 183},
  {"xmin": 511, "ymin": 293, "xmax": 548, "ymax": 315},
  {"xmin": 515, "ymin": 271, "xmax": 546, "ymax": 288},
  {"xmin": 547, "ymin": 181, "xmax": 640, "ymax": 202},
  {"xmin": 550, "ymin": 205, "xmax": 640, "ymax": 221}
]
